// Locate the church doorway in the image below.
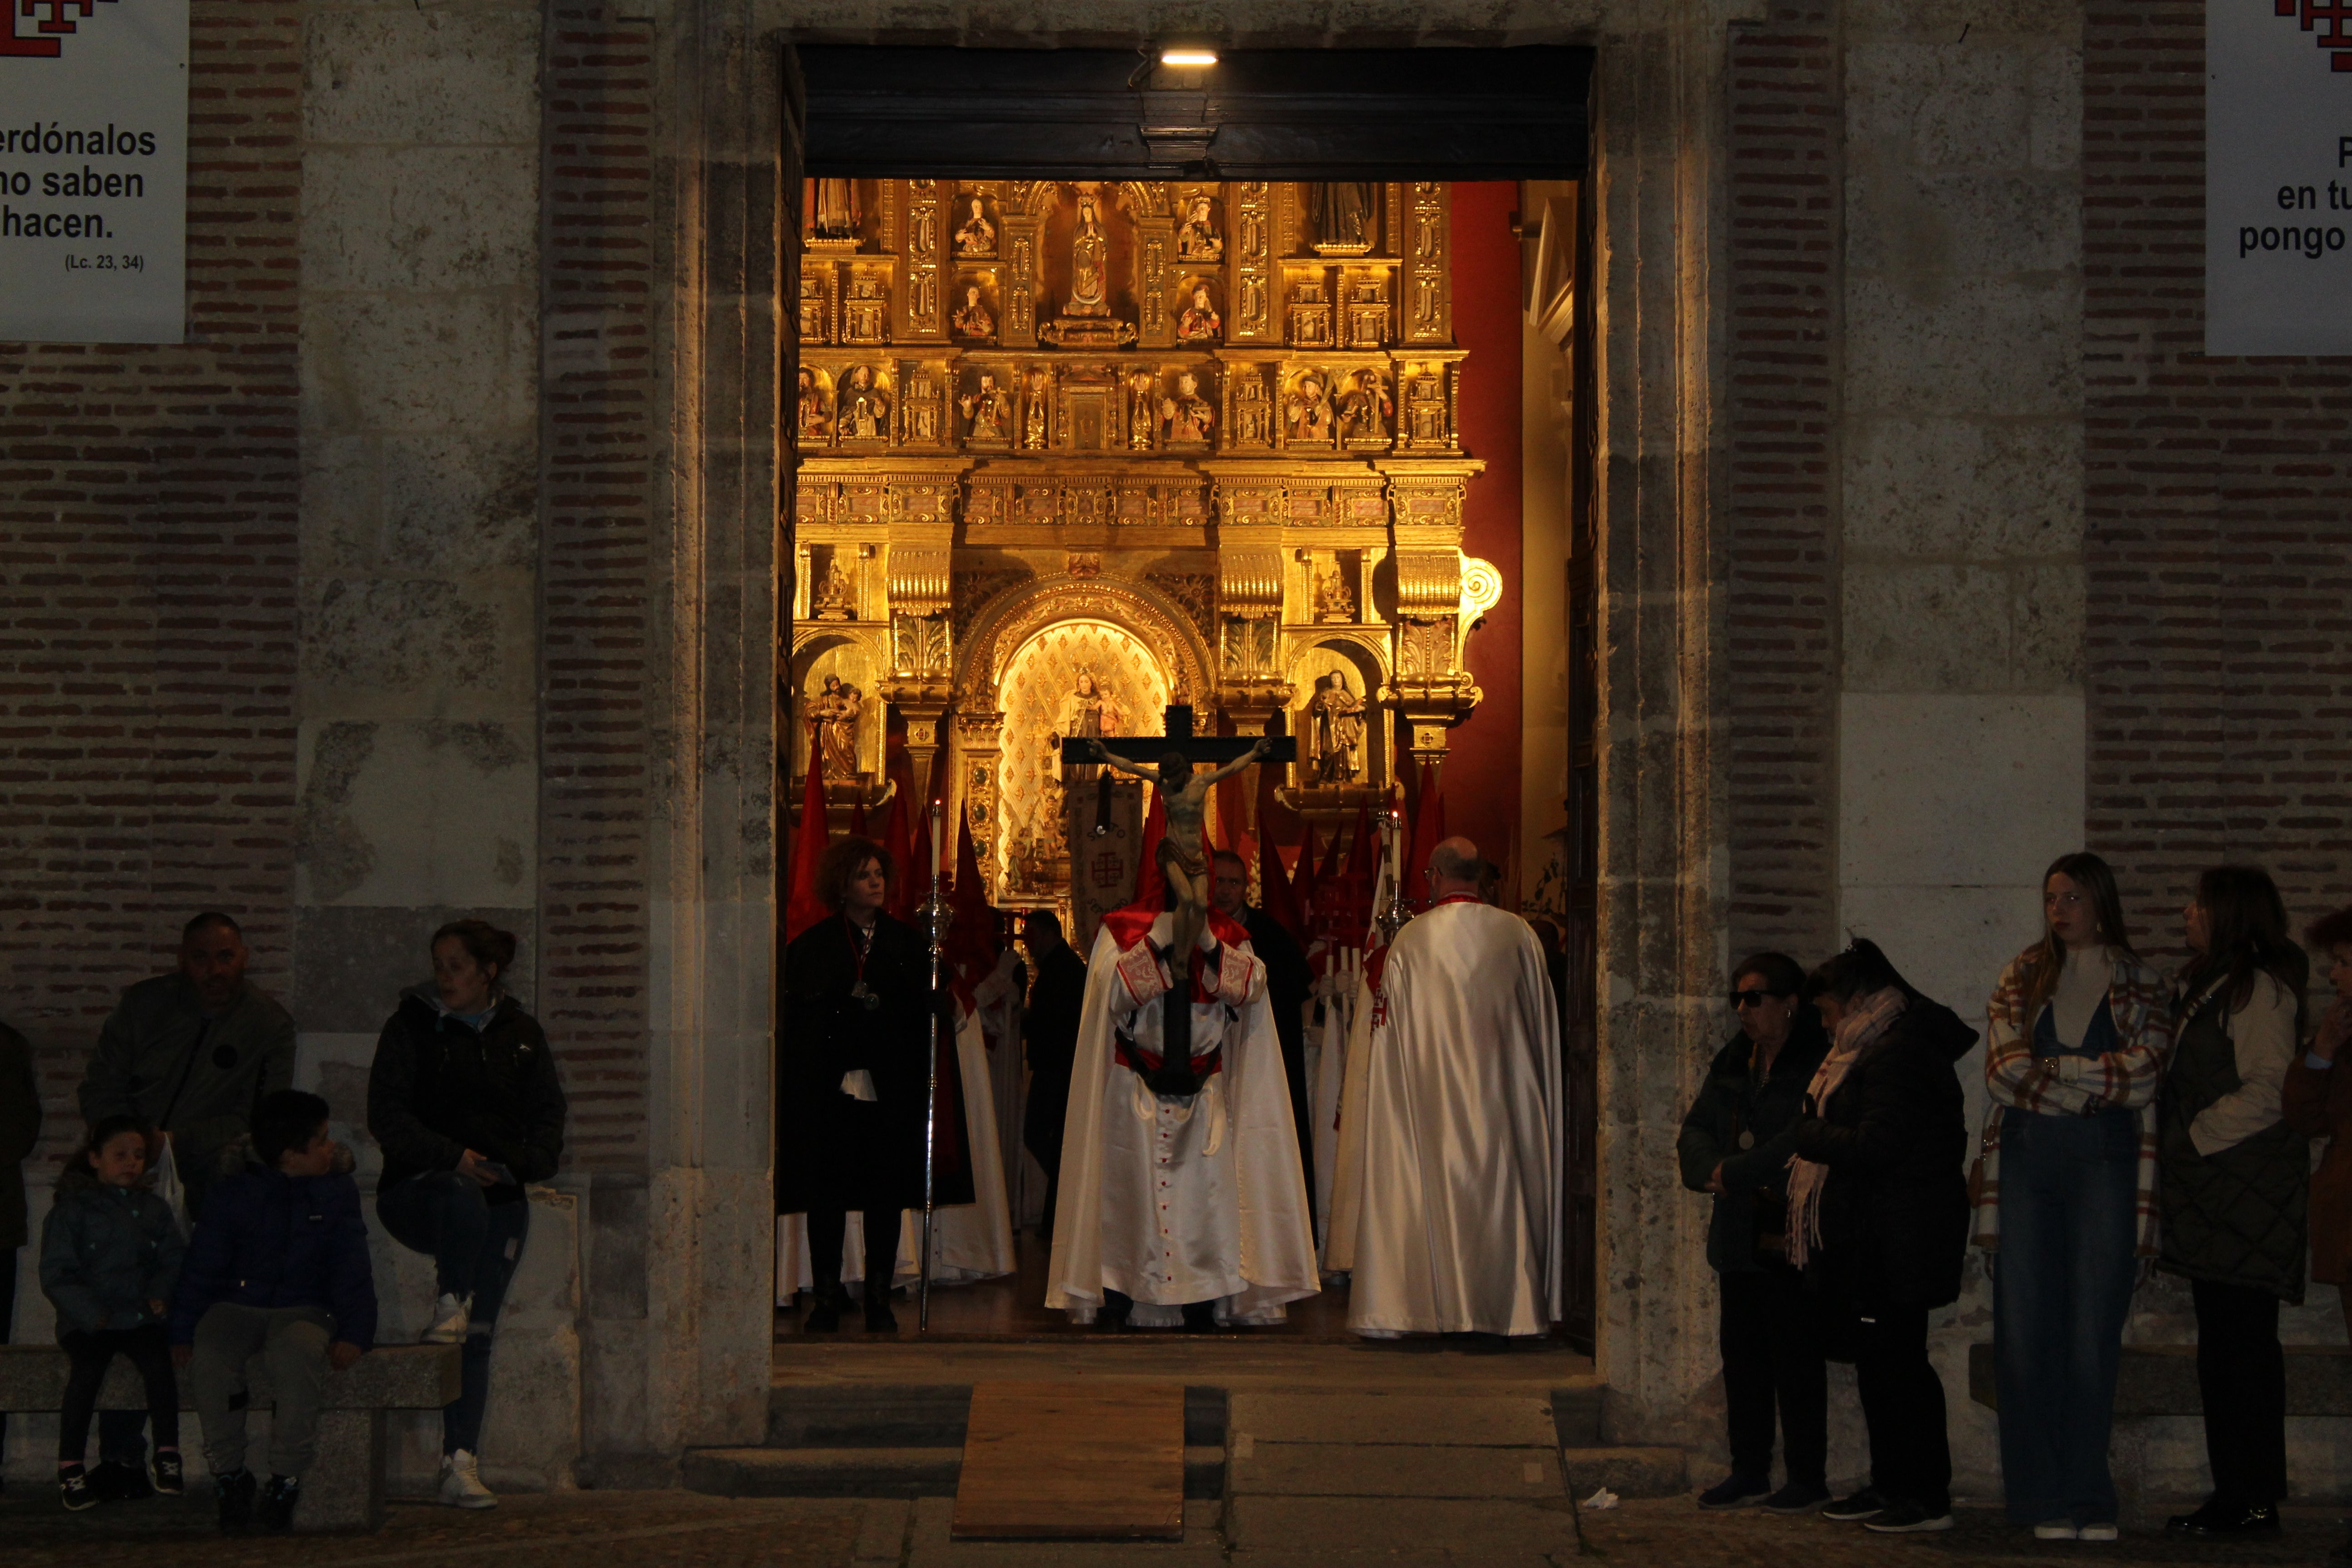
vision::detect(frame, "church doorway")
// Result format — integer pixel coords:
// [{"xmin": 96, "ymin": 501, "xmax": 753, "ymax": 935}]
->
[{"xmin": 778, "ymin": 44, "xmax": 1597, "ymax": 1348}]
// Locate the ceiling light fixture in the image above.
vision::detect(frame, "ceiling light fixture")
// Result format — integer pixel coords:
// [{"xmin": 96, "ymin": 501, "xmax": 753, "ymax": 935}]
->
[{"xmin": 1159, "ymin": 46, "xmax": 1219, "ymax": 66}]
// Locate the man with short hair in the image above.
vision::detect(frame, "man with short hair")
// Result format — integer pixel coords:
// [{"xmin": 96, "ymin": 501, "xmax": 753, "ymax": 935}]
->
[
  {"xmin": 78, "ymin": 911, "xmax": 295, "ymax": 1494},
  {"xmin": 1328, "ymin": 836, "xmax": 1563, "ymax": 1338},
  {"xmin": 1210, "ymin": 849, "xmax": 1316, "ymax": 1225},
  {"xmin": 1019, "ymin": 908, "xmax": 1087, "ymax": 1240}
]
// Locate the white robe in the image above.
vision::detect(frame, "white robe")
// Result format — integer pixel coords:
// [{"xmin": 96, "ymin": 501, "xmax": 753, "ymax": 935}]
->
[
  {"xmin": 1328, "ymin": 899, "xmax": 1562, "ymax": 1336},
  {"xmin": 1045, "ymin": 913, "xmax": 1319, "ymax": 1325},
  {"xmin": 775, "ymin": 1000, "xmax": 1018, "ymax": 1298}
]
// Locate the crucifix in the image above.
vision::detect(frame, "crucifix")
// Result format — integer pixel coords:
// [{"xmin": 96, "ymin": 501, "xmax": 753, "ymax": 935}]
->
[{"xmin": 1063, "ymin": 705, "xmax": 1297, "ymax": 1093}]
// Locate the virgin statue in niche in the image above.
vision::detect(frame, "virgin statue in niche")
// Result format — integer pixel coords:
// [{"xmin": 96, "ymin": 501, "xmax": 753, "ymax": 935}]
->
[
  {"xmin": 1064, "ymin": 184, "xmax": 1112, "ymax": 318},
  {"xmin": 812, "ymin": 673, "xmax": 862, "ymax": 781}
]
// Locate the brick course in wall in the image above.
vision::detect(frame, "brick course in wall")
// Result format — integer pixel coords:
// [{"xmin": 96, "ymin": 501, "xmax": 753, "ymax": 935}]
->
[
  {"xmin": 2084, "ymin": 0, "xmax": 2352, "ymax": 956},
  {"xmin": 1724, "ymin": 5, "xmax": 1843, "ymax": 967},
  {"xmin": 539, "ymin": 5, "xmax": 658, "ymax": 1172},
  {"xmin": 0, "ymin": 0, "xmax": 303, "ymax": 1153}
]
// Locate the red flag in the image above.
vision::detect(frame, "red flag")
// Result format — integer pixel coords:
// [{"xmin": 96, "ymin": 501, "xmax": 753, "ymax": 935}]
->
[
  {"xmin": 944, "ymin": 813, "xmax": 998, "ymax": 1006},
  {"xmin": 880, "ymin": 791, "xmax": 914, "ymax": 924},
  {"xmin": 1129, "ymin": 786, "xmax": 1169, "ymax": 914},
  {"xmin": 1405, "ymin": 764, "xmax": 1446, "ymax": 908},
  {"xmin": 1317, "ymin": 817, "xmax": 1344, "ymax": 884},
  {"xmin": 1257, "ymin": 810, "xmax": 1303, "ymax": 943},
  {"xmin": 784, "ymin": 729, "xmax": 831, "ymax": 941},
  {"xmin": 1341, "ymin": 799, "xmax": 1376, "ymax": 939},
  {"xmin": 1293, "ymin": 821, "xmax": 1322, "ymax": 922},
  {"xmin": 901, "ymin": 801, "xmax": 938, "ymax": 926}
]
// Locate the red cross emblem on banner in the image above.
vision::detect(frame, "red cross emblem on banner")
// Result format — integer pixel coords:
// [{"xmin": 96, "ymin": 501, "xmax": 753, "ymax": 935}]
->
[
  {"xmin": 2278, "ymin": 0, "xmax": 2352, "ymax": 70},
  {"xmin": 4, "ymin": 0, "xmax": 117, "ymax": 57}
]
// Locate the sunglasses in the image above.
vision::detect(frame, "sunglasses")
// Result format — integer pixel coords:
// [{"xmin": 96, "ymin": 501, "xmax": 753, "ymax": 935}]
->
[{"xmin": 1728, "ymin": 988, "xmax": 1788, "ymax": 1009}]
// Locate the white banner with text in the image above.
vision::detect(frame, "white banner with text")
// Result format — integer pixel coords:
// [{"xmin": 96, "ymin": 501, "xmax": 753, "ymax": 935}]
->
[
  {"xmin": 2209, "ymin": 0, "xmax": 2352, "ymax": 353},
  {"xmin": 1, "ymin": 0, "xmax": 189, "ymax": 344}
]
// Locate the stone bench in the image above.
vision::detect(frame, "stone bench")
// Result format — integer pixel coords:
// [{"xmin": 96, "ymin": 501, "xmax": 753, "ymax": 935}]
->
[
  {"xmin": 1967, "ymin": 1341, "xmax": 2352, "ymax": 1415},
  {"xmin": 0, "ymin": 1342, "xmax": 460, "ymax": 1531}
]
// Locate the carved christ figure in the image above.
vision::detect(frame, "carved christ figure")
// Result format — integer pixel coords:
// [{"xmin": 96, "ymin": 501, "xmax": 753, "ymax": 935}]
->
[{"xmin": 1086, "ymin": 735, "xmax": 1271, "ymax": 964}]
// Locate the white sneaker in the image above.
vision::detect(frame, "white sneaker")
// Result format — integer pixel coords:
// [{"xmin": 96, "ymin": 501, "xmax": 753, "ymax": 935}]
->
[
  {"xmin": 422, "ymin": 1292, "xmax": 471, "ymax": 1344},
  {"xmin": 2078, "ymin": 1522, "xmax": 2119, "ymax": 1543},
  {"xmin": 438, "ymin": 1449, "xmax": 497, "ymax": 1509},
  {"xmin": 2034, "ymin": 1521, "xmax": 2080, "ymax": 1540}
]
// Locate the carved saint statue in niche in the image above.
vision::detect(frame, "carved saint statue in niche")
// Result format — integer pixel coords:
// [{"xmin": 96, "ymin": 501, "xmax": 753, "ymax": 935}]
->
[
  {"xmin": 1056, "ymin": 669, "xmax": 1125, "ymax": 749},
  {"xmin": 1287, "ymin": 373, "xmax": 1335, "ymax": 444},
  {"xmin": 1064, "ymin": 184, "xmax": 1112, "ymax": 319},
  {"xmin": 838, "ymin": 364, "xmax": 890, "ymax": 440},
  {"xmin": 1337, "ymin": 369, "xmax": 1392, "ymax": 443},
  {"xmin": 1022, "ymin": 367, "xmax": 1050, "ymax": 450},
  {"xmin": 952, "ymin": 283, "xmax": 995, "ymax": 341},
  {"xmin": 813, "ymin": 178, "xmax": 861, "ymax": 241},
  {"xmin": 1161, "ymin": 369, "xmax": 1214, "ymax": 446},
  {"xmin": 1176, "ymin": 284, "xmax": 1220, "ymax": 343},
  {"xmin": 954, "ymin": 195, "xmax": 996, "ymax": 257},
  {"xmin": 1308, "ymin": 670, "xmax": 1365, "ymax": 784},
  {"xmin": 1126, "ymin": 369, "xmax": 1157, "ymax": 450},
  {"xmin": 960, "ymin": 371, "xmax": 1013, "ymax": 444},
  {"xmin": 810, "ymin": 559, "xmax": 856, "ymax": 621},
  {"xmin": 794, "ymin": 368, "xmax": 832, "ymax": 443},
  {"xmin": 812, "ymin": 673, "xmax": 862, "ymax": 780},
  {"xmin": 1313, "ymin": 562, "xmax": 1357, "ymax": 623},
  {"xmin": 1310, "ymin": 183, "xmax": 1375, "ymax": 251},
  {"xmin": 1175, "ymin": 194, "xmax": 1221, "ymax": 260}
]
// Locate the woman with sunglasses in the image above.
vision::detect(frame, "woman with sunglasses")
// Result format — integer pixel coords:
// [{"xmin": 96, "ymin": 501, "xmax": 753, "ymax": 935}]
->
[
  {"xmin": 1975, "ymin": 851, "xmax": 2173, "ymax": 1543},
  {"xmin": 1677, "ymin": 952, "xmax": 1832, "ymax": 1512}
]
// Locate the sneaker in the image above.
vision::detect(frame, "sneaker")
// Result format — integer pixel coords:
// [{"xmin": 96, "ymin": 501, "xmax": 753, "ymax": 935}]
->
[
  {"xmin": 215, "ymin": 1467, "xmax": 256, "ymax": 1535},
  {"xmin": 422, "ymin": 1291, "xmax": 472, "ymax": 1344},
  {"xmin": 59, "ymin": 1465, "xmax": 97, "ymax": 1512},
  {"xmin": 254, "ymin": 1473, "xmax": 300, "ymax": 1533},
  {"xmin": 1864, "ymin": 1502, "xmax": 1955, "ymax": 1534},
  {"xmin": 2078, "ymin": 1522, "xmax": 2119, "ymax": 1543},
  {"xmin": 439, "ymin": 1448, "xmax": 498, "ymax": 1509},
  {"xmin": 1821, "ymin": 1486, "xmax": 1890, "ymax": 1522},
  {"xmin": 1765, "ymin": 1480, "xmax": 1832, "ymax": 1514},
  {"xmin": 2034, "ymin": 1520, "xmax": 2080, "ymax": 1540},
  {"xmin": 1697, "ymin": 1472, "xmax": 1773, "ymax": 1509},
  {"xmin": 2166, "ymin": 1499, "xmax": 2280, "ymax": 1537},
  {"xmin": 151, "ymin": 1450, "xmax": 184, "ymax": 1496}
]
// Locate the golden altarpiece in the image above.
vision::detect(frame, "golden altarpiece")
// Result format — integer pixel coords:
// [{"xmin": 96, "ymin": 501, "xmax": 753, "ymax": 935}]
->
[{"xmin": 789, "ymin": 176, "xmax": 1502, "ymax": 904}]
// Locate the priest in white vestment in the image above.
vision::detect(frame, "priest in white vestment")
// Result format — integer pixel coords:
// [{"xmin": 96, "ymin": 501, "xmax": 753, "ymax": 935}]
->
[
  {"xmin": 1046, "ymin": 898, "xmax": 1319, "ymax": 1327},
  {"xmin": 1329, "ymin": 836, "xmax": 1563, "ymax": 1337}
]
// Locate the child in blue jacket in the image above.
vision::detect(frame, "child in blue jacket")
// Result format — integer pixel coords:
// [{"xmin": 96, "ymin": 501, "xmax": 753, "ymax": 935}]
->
[
  {"xmin": 169, "ymin": 1089, "xmax": 376, "ymax": 1535},
  {"xmin": 39, "ymin": 1114, "xmax": 186, "ymax": 1509}
]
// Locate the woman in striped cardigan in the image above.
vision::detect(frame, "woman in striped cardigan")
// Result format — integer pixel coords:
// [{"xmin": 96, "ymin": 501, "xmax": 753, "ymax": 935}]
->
[{"xmin": 1973, "ymin": 851, "xmax": 2172, "ymax": 1543}]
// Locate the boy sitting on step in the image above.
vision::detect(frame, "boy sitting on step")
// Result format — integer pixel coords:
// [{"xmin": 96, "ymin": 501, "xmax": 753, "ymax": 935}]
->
[{"xmin": 169, "ymin": 1089, "xmax": 376, "ymax": 1534}]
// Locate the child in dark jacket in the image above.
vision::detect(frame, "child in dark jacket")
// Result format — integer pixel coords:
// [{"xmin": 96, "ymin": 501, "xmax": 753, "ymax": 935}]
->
[
  {"xmin": 39, "ymin": 1115, "xmax": 186, "ymax": 1510},
  {"xmin": 169, "ymin": 1089, "xmax": 376, "ymax": 1536}
]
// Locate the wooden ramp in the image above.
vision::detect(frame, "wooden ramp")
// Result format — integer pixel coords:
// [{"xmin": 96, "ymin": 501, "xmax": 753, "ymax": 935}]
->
[{"xmin": 951, "ymin": 1380, "xmax": 1185, "ymax": 1539}]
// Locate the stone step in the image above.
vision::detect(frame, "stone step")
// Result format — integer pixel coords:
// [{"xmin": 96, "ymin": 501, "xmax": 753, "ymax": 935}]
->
[
  {"xmin": 1559, "ymin": 1445, "xmax": 1688, "ymax": 1499},
  {"xmin": 683, "ymin": 1443, "xmax": 1229, "ymax": 1500},
  {"xmin": 1550, "ymin": 1384, "xmax": 1603, "ymax": 1447},
  {"xmin": 766, "ymin": 1382, "xmax": 1230, "ymax": 1448}
]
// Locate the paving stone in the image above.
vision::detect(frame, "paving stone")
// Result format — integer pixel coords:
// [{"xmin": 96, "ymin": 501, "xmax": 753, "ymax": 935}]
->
[
  {"xmin": 1231, "ymin": 1440, "xmax": 1562, "ymax": 1498},
  {"xmin": 1224, "ymin": 1494, "xmax": 1581, "ymax": 1554},
  {"xmin": 856, "ymin": 1497, "xmax": 913, "ymax": 1560},
  {"xmin": 907, "ymin": 1494, "xmax": 1225, "ymax": 1566},
  {"xmin": 1558, "ymin": 1444, "xmax": 1689, "ymax": 1499},
  {"xmin": 1227, "ymin": 1391, "xmax": 1556, "ymax": 1447}
]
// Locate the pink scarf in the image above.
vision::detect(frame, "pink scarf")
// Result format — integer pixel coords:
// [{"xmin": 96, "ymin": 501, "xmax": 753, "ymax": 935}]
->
[{"xmin": 1785, "ymin": 986, "xmax": 1909, "ymax": 1269}]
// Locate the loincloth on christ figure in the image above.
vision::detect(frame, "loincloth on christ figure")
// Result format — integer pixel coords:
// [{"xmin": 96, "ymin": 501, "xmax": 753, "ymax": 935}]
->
[{"xmin": 1156, "ymin": 836, "xmax": 1206, "ymax": 885}]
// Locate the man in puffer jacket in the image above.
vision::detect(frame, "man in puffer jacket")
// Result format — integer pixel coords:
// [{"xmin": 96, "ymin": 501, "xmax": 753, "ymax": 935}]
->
[{"xmin": 169, "ymin": 1090, "xmax": 376, "ymax": 1535}]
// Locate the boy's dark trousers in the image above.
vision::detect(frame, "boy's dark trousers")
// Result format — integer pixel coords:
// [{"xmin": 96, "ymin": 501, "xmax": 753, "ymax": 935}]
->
[{"xmin": 59, "ymin": 1323, "xmax": 180, "ymax": 1463}]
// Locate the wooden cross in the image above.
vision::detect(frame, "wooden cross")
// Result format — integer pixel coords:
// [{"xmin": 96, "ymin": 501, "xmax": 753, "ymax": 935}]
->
[{"xmin": 1057, "ymin": 703, "xmax": 1298, "ymax": 767}]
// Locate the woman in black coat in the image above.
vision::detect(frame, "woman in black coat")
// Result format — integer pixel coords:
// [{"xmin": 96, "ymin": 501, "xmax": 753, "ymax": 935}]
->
[
  {"xmin": 1786, "ymin": 939, "xmax": 1978, "ymax": 1536},
  {"xmin": 779, "ymin": 835, "xmax": 972, "ymax": 1332}
]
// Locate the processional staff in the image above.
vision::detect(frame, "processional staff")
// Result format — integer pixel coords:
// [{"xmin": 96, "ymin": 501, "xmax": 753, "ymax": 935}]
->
[{"xmin": 919, "ymin": 799, "xmax": 946, "ymax": 1334}]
